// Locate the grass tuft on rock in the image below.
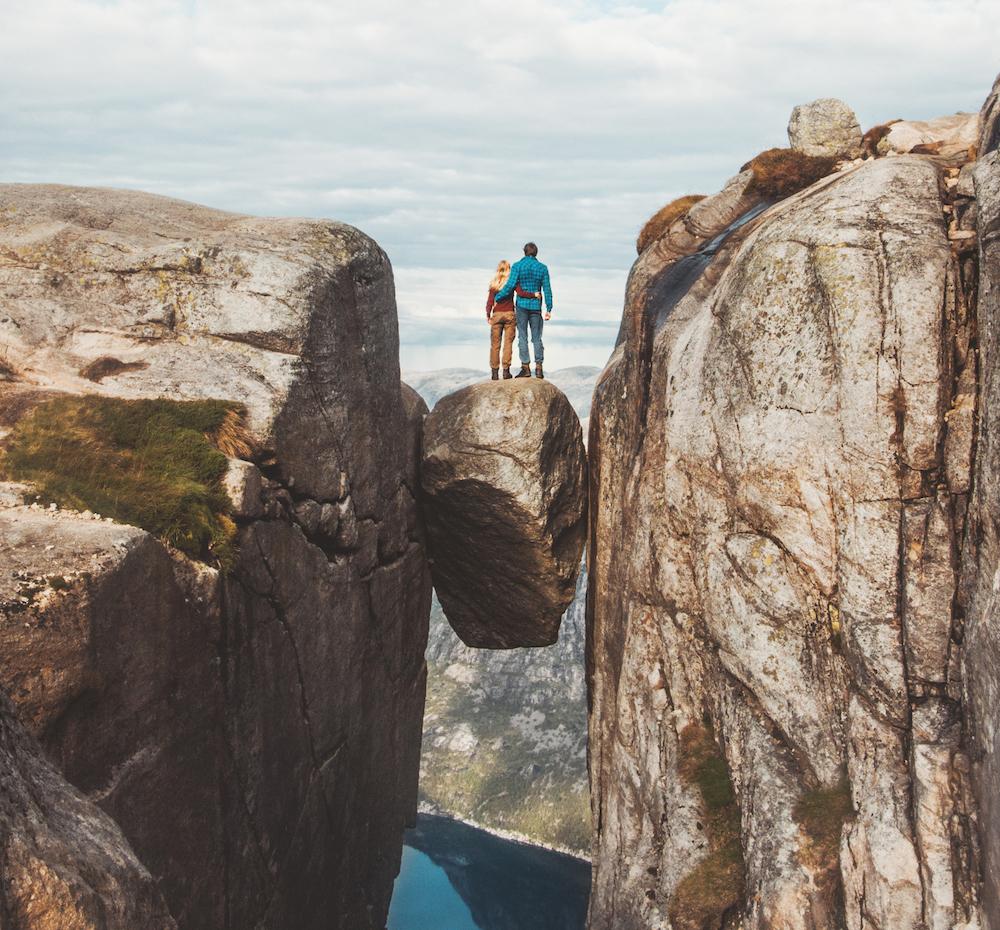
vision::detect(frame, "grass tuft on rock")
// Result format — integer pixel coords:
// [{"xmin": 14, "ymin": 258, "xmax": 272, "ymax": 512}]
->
[
  {"xmin": 0, "ymin": 395, "xmax": 245, "ymax": 568},
  {"xmin": 637, "ymin": 194, "xmax": 706, "ymax": 254},
  {"xmin": 861, "ymin": 122, "xmax": 896, "ymax": 158},
  {"xmin": 742, "ymin": 148, "xmax": 838, "ymax": 200},
  {"xmin": 670, "ymin": 722, "xmax": 746, "ymax": 930}
]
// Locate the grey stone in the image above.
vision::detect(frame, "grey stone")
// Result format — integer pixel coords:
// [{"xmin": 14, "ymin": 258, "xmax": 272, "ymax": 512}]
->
[
  {"xmin": 962, "ymin": 145, "xmax": 1000, "ymax": 930},
  {"xmin": 787, "ymin": 97, "xmax": 862, "ymax": 158},
  {"xmin": 979, "ymin": 72, "xmax": 1000, "ymax": 155},
  {"xmin": 293, "ymin": 498, "xmax": 322, "ymax": 535},
  {"xmin": 222, "ymin": 458, "xmax": 264, "ymax": 520},
  {"xmin": 421, "ymin": 379, "xmax": 587, "ymax": 648}
]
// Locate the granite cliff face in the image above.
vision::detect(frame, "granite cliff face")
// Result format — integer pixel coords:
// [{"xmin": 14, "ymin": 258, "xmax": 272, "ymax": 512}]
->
[
  {"xmin": 587, "ymin": 94, "xmax": 989, "ymax": 930},
  {"xmin": 0, "ymin": 692, "xmax": 177, "ymax": 930},
  {"xmin": 0, "ymin": 185, "xmax": 430, "ymax": 930}
]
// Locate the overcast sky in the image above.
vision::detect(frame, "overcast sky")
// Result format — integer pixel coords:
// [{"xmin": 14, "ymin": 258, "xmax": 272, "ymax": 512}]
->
[{"xmin": 2, "ymin": 1, "xmax": 998, "ymax": 371}]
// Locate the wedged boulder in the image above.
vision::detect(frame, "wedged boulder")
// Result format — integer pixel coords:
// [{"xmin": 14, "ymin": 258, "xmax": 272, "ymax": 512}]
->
[
  {"xmin": 787, "ymin": 97, "xmax": 862, "ymax": 158},
  {"xmin": 421, "ymin": 379, "xmax": 587, "ymax": 648},
  {"xmin": 0, "ymin": 692, "xmax": 176, "ymax": 929}
]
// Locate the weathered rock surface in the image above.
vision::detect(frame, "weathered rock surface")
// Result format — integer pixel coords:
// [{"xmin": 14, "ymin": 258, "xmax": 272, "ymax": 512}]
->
[
  {"xmin": 0, "ymin": 185, "xmax": 431, "ymax": 929},
  {"xmin": 881, "ymin": 112, "xmax": 979, "ymax": 158},
  {"xmin": 421, "ymin": 379, "xmax": 587, "ymax": 648},
  {"xmin": 961, "ymin": 84, "xmax": 1000, "ymax": 930},
  {"xmin": 0, "ymin": 692, "xmax": 176, "ymax": 930},
  {"xmin": 787, "ymin": 97, "xmax": 862, "ymax": 158},
  {"xmin": 981, "ymin": 74, "xmax": 1000, "ymax": 156},
  {"xmin": 588, "ymin": 133, "xmax": 984, "ymax": 930}
]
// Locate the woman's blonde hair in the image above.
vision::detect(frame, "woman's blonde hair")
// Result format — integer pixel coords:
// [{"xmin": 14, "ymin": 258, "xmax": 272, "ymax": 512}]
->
[{"xmin": 490, "ymin": 260, "xmax": 511, "ymax": 292}]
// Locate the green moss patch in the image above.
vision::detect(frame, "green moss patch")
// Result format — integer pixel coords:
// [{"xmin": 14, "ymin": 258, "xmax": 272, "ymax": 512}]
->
[
  {"xmin": 637, "ymin": 194, "xmax": 707, "ymax": 254},
  {"xmin": 670, "ymin": 723, "xmax": 746, "ymax": 930},
  {"xmin": 794, "ymin": 781, "xmax": 853, "ymax": 867},
  {"xmin": 0, "ymin": 395, "xmax": 246, "ymax": 567},
  {"xmin": 743, "ymin": 148, "xmax": 838, "ymax": 200}
]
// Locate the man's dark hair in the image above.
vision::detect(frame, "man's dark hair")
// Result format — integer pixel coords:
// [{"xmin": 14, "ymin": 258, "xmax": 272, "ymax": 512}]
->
[{"xmin": 523, "ymin": 242, "xmax": 538, "ymax": 257}]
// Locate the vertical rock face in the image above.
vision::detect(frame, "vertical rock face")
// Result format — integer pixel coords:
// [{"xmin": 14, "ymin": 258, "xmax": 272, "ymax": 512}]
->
[
  {"xmin": 588, "ymin": 126, "xmax": 985, "ymax": 928},
  {"xmin": 961, "ymin": 78, "xmax": 1000, "ymax": 930},
  {"xmin": 421, "ymin": 379, "xmax": 587, "ymax": 648},
  {"xmin": 0, "ymin": 185, "xmax": 430, "ymax": 929}
]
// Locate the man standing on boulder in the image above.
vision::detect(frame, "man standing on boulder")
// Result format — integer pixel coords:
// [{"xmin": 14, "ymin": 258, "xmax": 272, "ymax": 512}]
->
[{"xmin": 492, "ymin": 242, "xmax": 553, "ymax": 379}]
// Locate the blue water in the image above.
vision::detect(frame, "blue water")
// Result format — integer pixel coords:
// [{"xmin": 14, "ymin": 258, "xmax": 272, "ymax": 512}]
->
[
  {"xmin": 388, "ymin": 846, "xmax": 479, "ymax": 930},
  {"xmin": 388, "ymin": 814, "xmax": 590, "ymax": 930}
]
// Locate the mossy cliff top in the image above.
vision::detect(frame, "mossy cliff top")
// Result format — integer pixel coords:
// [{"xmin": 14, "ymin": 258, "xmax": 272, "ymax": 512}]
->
[{"xmin": 0, "ymin": 395, "xmax": 249, "ymax": 568}]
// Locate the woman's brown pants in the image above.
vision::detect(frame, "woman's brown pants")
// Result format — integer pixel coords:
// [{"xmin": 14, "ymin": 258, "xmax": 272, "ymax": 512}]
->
[{"xmin": 489, "ymin": 310, "xmax": 516, "ymax": 369}]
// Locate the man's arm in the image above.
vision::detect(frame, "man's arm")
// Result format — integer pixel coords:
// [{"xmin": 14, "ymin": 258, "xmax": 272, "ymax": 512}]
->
[
  {"xmin": 494, "ymin": 264, "xmax": 519, "ymax": 303},
  {"xmin": 542, "ymin": 268, "xmax": 553, "ymax": 313}
]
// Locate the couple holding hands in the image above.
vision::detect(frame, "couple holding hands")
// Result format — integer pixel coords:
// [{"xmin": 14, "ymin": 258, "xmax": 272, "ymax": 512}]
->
[{"xmin": 484, "ymin": 242, "xmax": 553, "ymax": 381}]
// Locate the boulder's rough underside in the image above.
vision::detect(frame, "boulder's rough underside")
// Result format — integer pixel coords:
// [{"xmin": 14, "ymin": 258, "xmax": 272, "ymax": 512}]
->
[
  {"xmin": 587, "ymin": 90, "xmax": 991, "ymax": 930},
  {"xmin": 0, "ymin": 184, "xmax": 431, "ymax": 930},
  {"xmin": 421, "ymin": 379, "xmax": 587, "ymax": 648}
]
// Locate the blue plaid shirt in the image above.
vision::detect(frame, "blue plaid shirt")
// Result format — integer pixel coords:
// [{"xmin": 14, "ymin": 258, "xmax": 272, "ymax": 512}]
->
[{"xmin": 495, "ymin": 256, "xmax": 553, "ymax": 313}]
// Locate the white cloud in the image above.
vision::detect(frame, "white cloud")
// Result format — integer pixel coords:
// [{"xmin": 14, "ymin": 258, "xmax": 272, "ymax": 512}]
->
[{"xmin": 1, "ymin": 0, "xmax": 998, "ymax": 370}]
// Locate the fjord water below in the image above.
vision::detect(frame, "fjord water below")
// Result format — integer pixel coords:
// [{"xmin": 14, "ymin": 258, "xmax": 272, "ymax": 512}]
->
[{"xmin": 387, "ymin": 814, "xmax": 590, "ymax": 930}]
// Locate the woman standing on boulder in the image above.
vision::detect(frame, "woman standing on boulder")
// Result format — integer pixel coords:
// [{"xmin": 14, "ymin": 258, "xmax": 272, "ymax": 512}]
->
[{"xmin": 486, "ymin": 260, "xmax": 516, "ymax": 380}]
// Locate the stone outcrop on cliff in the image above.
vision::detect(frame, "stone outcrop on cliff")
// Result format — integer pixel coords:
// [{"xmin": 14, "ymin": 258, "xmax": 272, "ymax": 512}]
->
[
  {"xmin": 0, "ymin": 693, "xmax": 176, "ymax": 930},
  {"xmin": 787, "ymin": 98, "xmax": 862, "ymax": 159},
  {"xmin": 587, "ymin": 94, "xmax": 987, "ymax": 929},
  {"xmin": 421, "ymin": 379, "xmax": 587, "ymax": 648},
  {"xmin": 0, "ymin": 185, "xmax": 430, "ymax": 930}
]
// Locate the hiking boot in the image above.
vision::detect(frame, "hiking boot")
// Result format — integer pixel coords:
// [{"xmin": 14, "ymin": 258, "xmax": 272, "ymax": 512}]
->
[
  {"xmin": 502, "ymin": 367, "xmax": 512, "ymax": 380},
  {"xmin": 535, "ymin": 364, "xmax": 544, "ymax": 379},
  {"xmin": 491, "ymin": 368, "xmax": 499, "ymax": 381},
  {"xmin": 515, "ymin": 365, "xmax": 531, "ymax": 379}
]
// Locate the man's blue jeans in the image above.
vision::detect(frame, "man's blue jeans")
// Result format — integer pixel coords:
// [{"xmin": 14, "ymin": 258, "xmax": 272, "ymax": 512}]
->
[{"xmin": 516, "ymin": 308, "xmax": 544, "ymax": 366}]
